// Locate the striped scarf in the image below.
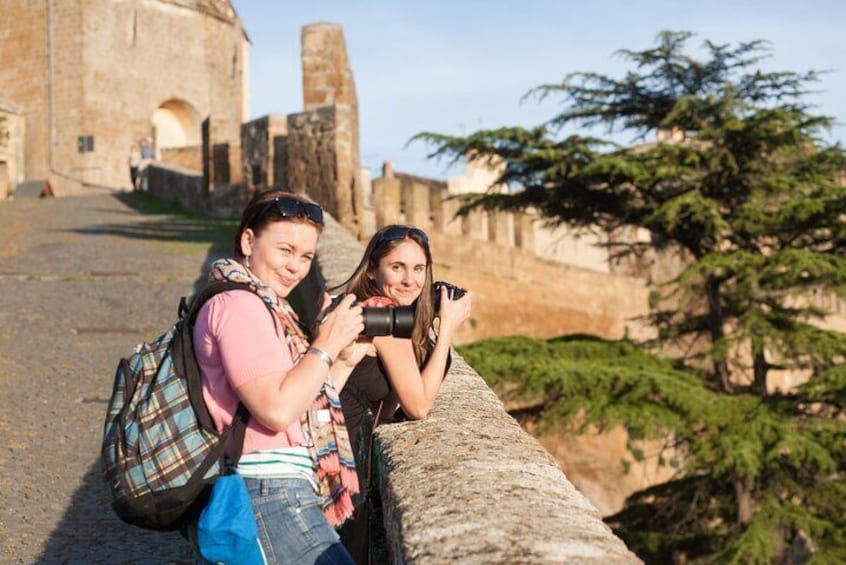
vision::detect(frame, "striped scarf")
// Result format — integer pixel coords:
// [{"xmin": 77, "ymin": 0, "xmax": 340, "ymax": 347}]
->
[{"xmin": 208, "ymin": 258, "xmax": 359, "ymax": 526}]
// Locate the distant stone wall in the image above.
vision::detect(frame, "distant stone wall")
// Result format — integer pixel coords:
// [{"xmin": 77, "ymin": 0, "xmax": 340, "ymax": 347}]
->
[
  {"xmin": 159, "ymin": 146, "xmax": 202, "ymax": 171},
  {"xmin": 430, "ymin": 232, "xmax": 652, "ymax": 344},
  {"xmin": 241, "ymin": 115, "xmax": 288, "ymax": 192},
  {"xmin": 0, "ymin": 1, "xmax": 50, "ymax": 188},
  {"xmin": 144, "ymin": 161, "xmax": 248, "ymax": 219},
  {"xmin": 144, "ymin": 163, "xmax": 204, "ymax": 210},
  {"xmin": 316, "ymin": 214, "xmax": 641, "ymax": 564}
]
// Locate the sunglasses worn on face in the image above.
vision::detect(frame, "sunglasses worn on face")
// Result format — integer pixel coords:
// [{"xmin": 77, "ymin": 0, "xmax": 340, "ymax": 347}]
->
[
  {"xmin": 378, "ymin": 226, "xmax": 429, "ymax": 246},
  {"xmin": 258, "ymin": 197, "xmax": 324, "ymax": 225}
]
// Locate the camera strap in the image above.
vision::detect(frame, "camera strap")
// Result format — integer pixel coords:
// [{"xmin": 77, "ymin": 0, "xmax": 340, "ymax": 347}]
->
[{"xmin": 365, "ymin": 400, "xmax": 384, "ymax": 488}]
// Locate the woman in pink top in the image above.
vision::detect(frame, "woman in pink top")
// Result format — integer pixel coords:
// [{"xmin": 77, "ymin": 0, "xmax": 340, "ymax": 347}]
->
[{"xmin": 192, "ymin": 189, "xmax": 366, "ymax": 564}]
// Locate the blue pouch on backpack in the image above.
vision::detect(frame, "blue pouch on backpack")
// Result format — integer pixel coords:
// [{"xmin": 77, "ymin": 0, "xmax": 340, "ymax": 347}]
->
[{"xmin": 198, "ymin": 472, "xmax": 265, "ymax": 565}]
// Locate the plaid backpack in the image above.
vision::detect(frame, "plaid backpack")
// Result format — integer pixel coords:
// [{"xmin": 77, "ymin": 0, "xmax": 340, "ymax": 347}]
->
[{"xmin": 102, "ymin": 281, "xmax": 256, "ymax": 531}]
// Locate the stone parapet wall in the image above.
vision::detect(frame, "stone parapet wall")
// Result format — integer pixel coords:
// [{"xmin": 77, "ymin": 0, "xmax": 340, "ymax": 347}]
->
[
  {"xmin": 316, "ymin": 213, "xmax": 641, "ymax": 564},
  {"xmin": 378, "ymin": 358, "xmax": 641, "ymax": 563},
  {"xmin": 144, "ymin": 162, "xmax": 204, "ymax": 210},
  {"xmin": 144, "ymin": 161, "xmax": 248, "ymax": 219}
]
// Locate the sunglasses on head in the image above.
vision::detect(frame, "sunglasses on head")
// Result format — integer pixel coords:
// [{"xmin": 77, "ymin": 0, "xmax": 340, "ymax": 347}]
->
[
  {"xmin": 258, "ymin": 197, "xmax": 324, "ymax": 225},
  {"xmin": 378, "ymin": 226, "xmax": 429, "ymax": 246}
]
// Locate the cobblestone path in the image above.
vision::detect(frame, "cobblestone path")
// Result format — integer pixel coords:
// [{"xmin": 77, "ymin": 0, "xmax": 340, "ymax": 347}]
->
[{"xmin": 0, "ymin": 193, "xmax": 236, "ymax": 564}]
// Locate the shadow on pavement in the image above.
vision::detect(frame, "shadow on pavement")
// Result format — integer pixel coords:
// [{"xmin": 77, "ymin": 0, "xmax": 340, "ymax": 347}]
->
[
  {"xmin": 35, "ymin": 460, "xmax": 193, "ymax": 564},
  {"xmin": 68, "ymin": 193, "xmax": 238, "ymax": 291},
  {"xmin": 35, "ymin": 193, "xmax": 229, "ymax": 562}
]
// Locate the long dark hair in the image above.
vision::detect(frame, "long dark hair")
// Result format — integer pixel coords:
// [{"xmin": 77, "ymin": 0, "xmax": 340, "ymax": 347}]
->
[
  {"xmin": 339, "ymin": 225, "xmax": 435, "ymax": 366},
  {"xmin": 233, "ymin": 189, "xmax": 324, "ymax": 260}
]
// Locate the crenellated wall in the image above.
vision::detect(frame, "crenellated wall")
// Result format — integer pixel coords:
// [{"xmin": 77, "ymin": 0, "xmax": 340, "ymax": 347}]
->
[{"xmin": 368, "ymin": 163, "xmax": 655, "ymax": 344}]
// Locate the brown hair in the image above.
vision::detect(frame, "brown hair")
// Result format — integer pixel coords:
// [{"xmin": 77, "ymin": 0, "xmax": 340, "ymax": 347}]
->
[
  {"xmin": 338, "ymin": 225, "xmax": 435, "ymax": 366},
  {"xmin": 232, "ymin": 189, "xmax": 324, "ymax": 259}
]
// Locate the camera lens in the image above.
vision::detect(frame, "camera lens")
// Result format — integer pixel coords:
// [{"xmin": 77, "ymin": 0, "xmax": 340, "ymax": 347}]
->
[{"xmin": 362, "ymin": 306, "xmax": 414, "ymax": 338}]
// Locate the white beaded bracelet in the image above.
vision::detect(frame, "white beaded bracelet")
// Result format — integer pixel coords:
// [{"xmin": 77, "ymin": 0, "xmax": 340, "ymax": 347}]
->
[{"xmin": 308, "ymin": 347, "xmax": 334, "ymax": 368}]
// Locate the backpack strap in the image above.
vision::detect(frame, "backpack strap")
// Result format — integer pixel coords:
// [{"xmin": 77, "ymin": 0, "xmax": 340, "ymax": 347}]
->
[
  {"xmin": 184, "ymin": 281, "xmax": 255, "ymax": 325},
  {"xmin": 227, "ymin": 403, "xmax": 249, "ymax": 466},
  {"xmin": 172, "ymin": 281, "xmax": 264, "ymax": 462}
]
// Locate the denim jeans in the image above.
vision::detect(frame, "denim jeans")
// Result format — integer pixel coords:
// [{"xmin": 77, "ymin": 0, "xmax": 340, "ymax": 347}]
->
[{"xmin": 245, "ymin": 476, "xmax": 354, "ymax": 565}]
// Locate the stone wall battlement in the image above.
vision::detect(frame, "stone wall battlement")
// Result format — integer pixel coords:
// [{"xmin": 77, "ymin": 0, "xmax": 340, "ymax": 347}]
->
[{"xmin": 371, "ymin": 165, "xmax": 535, "ymax": 254}]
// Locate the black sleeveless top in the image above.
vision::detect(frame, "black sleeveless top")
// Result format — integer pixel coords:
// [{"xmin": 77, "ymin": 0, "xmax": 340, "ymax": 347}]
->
[
  {"xmin": 340, "ymin": 347, "xmax": 451, "ymax": 491},
  {"xmin": 340, "ymin": 354, "xmax": 392, "ymax": 490}
]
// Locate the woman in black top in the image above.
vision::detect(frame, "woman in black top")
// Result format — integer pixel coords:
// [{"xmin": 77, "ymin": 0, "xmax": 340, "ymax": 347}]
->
[{"xmin": 335, "ymin": 225, "xmax": 471, "ymax": 563}]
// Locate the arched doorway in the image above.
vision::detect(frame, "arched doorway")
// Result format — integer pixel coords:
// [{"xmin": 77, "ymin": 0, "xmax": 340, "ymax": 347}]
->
[
  {"xmin": 149, "ymin": 99, "xmax": 203, "ymax": 170},
  {"xmin": 150, "ymin": 99, "xmax": 202, "ymax": 150}
]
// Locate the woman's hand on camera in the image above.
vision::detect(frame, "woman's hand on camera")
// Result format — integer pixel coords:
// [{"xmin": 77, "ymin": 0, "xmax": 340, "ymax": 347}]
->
[
  {"xmin": 438, "ymin": 289, "xmax": 471, "ymax": 339},
  {"xmin": 312, "ymin": 293, "xmax": 363, "ymax": 360}
]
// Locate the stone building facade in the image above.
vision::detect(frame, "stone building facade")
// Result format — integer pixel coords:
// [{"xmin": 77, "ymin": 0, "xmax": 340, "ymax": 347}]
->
[{"xmin": 0, "ymin": 0, "xmax": 248, "ymax": 195}]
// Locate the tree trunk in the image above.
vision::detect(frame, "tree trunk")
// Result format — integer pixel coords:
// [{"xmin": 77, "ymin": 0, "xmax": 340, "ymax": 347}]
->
[
  {"xmin": 752, "ymin": 348, "xmax": 769, "ymax": 396},
  {"xmin": 706, "ymin": 276, "xmax": 732, "ymax": 392},
  {"xmin": 734, "ymin": 477, "xmax": 754, "ymax": 525}
]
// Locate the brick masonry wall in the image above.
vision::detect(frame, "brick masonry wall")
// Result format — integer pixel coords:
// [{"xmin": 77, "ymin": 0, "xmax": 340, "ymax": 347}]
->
[{"xmin": 81, "ymin": 0, "xmax": 246, "ymax": 191}]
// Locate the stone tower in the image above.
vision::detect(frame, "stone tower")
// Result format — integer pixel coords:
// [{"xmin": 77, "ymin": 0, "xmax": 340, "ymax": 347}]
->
[
  {"xmin": 0, "ymin": 0, "xmax": 249, "ymax": 195},
  {"xmin": 286, "ymin": 23, "xmax": 363, "ymax": 236}
]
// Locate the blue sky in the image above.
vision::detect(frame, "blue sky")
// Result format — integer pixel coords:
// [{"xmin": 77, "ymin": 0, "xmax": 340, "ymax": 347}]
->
[{"xmin": 233, "ymin": 1, "xmax": 846, "ymax": 180}]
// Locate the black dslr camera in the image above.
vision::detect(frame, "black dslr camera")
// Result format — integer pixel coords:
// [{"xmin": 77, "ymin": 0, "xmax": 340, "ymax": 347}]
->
[
  {"xmin": 323, "ymin": 295, "xmax": 415, "ymax": 339},
  {"xmin": 324, "ymin": 281, "xmax": 465, "ymax": 339},
  {"xmin": 433, "ymin": 281, "xmax": 466, "ymax": 311}
]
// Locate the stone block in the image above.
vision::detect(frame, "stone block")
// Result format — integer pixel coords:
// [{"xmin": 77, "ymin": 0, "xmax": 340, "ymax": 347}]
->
[
  {"xmin": 488, "ymin": 209, "xmax": 513, "ymax": 246},
  {"xmin": 515, "ymin": 211, "xmax": 536, "ymax": 251},
  {"xmin": 372, "ymin": 176, "xmax": 401, "ymax": 229},
  {"xmin": 407, "ymin": 181, "xmax": 431, "ymax": 230},
  {"xmin": 461, "ymin": 208, "xmax": 487, "ymax": 241}
]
